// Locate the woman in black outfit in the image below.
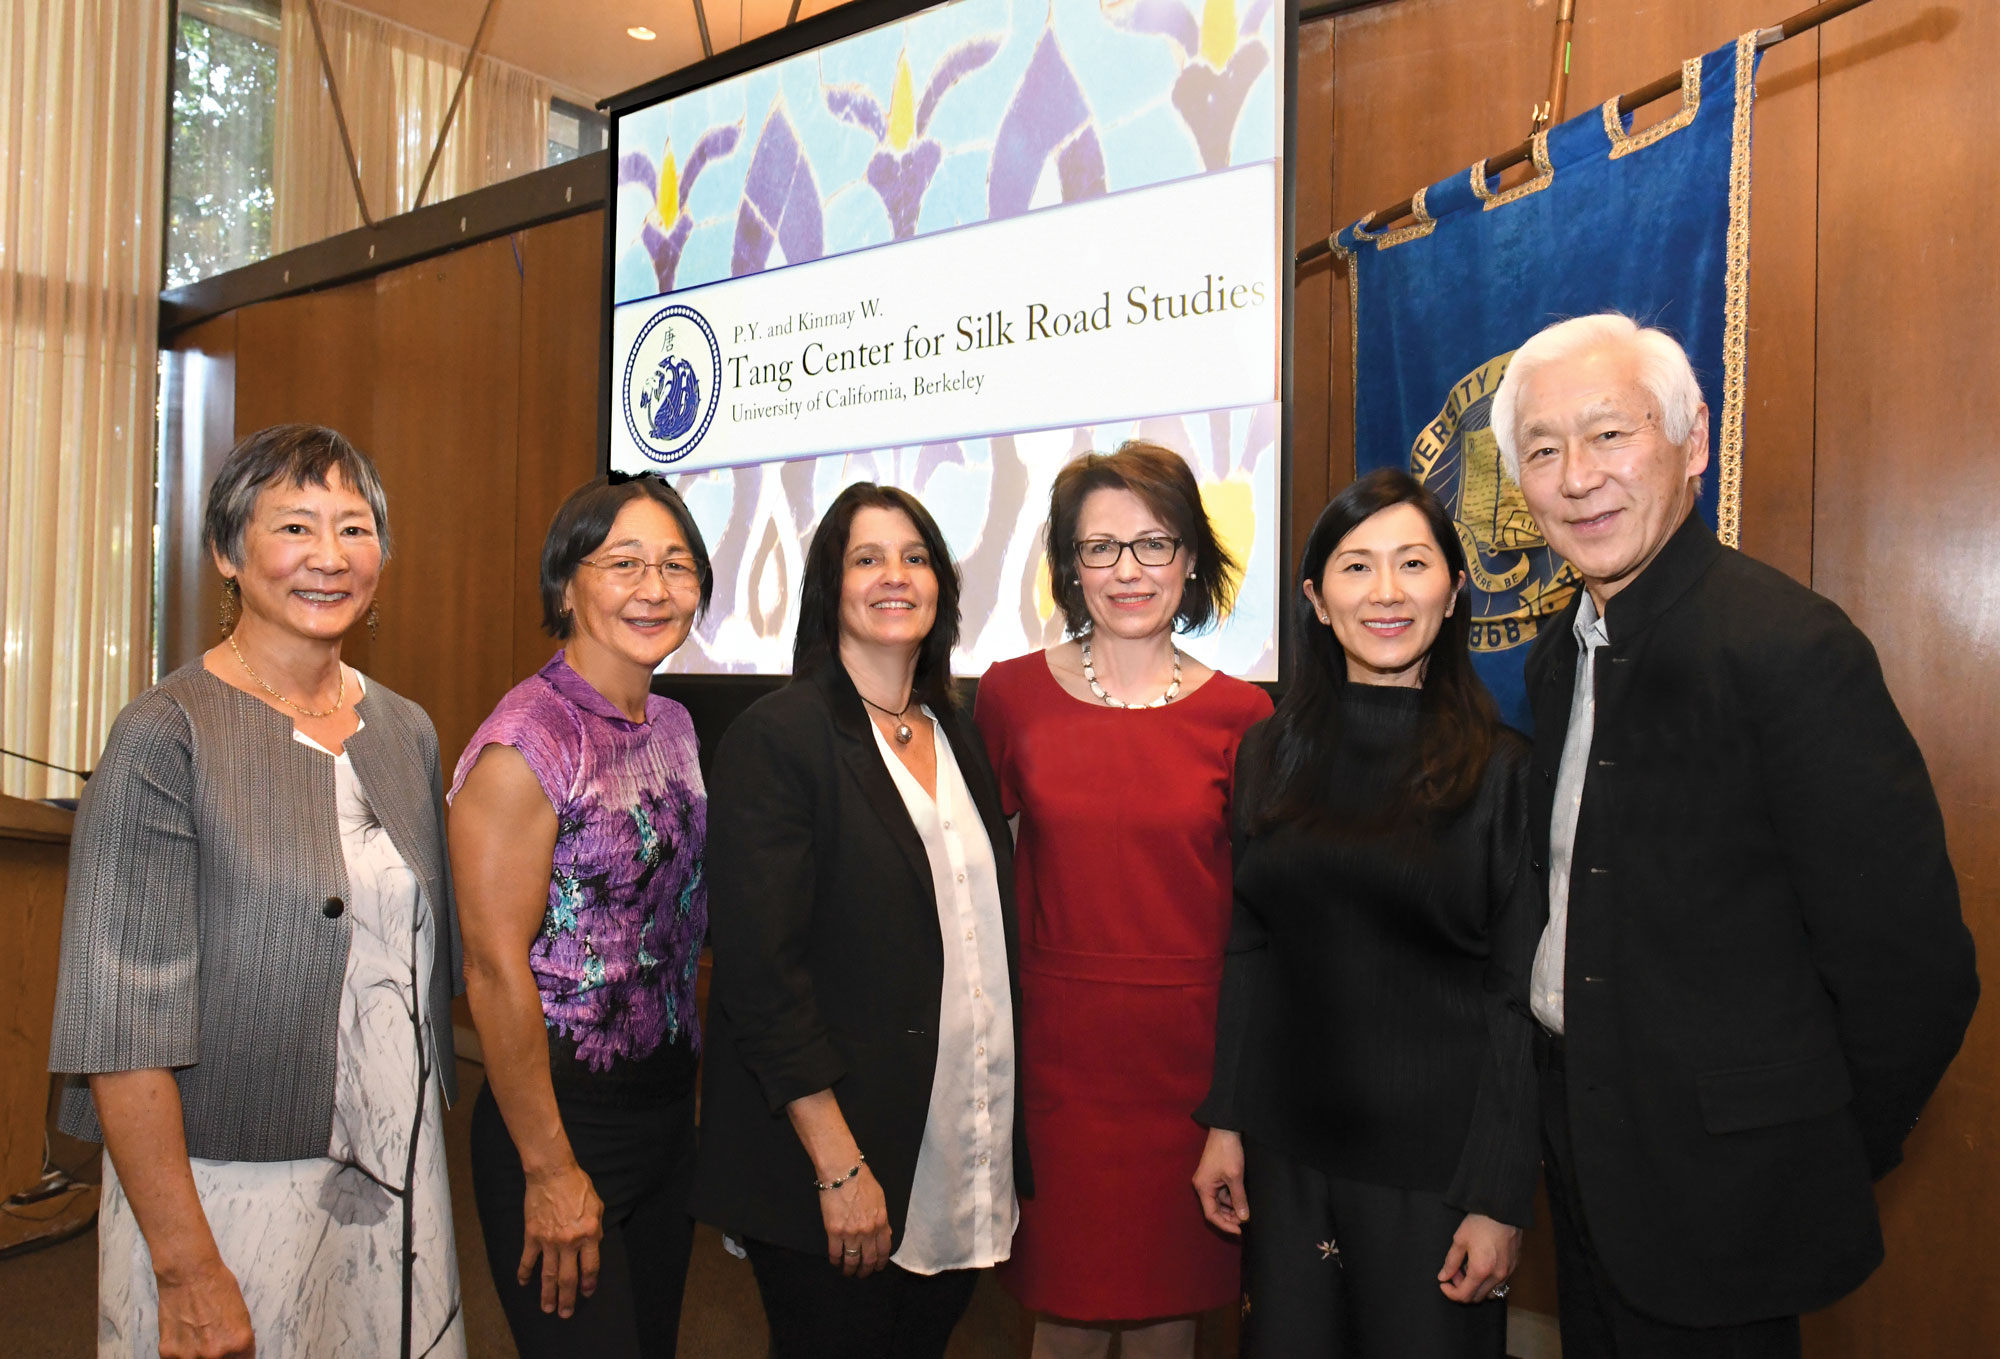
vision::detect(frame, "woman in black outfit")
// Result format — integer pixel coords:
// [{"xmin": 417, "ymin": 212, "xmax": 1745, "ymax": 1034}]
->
[
  {"xmin": 692, "ymin": 483, "xmax": 1030, "ymax": 1359},
  {"xmin": 1192, "ymin": 468, "xmax": 1543, "ymax": 1357}
]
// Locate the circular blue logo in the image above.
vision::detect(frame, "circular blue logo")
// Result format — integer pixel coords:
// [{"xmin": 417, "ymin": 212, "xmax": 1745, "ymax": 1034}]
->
[
  {"xmin": 1410, "ymin": 353, "xmax": 1578, "ymax": 655},
  {"xmin": 623, "ymin": 304, "xmax": 722, "ymax": 465}
]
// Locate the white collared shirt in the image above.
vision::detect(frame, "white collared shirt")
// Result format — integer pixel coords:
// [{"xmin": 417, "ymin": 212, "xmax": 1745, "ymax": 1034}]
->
[
  {"xmin": 1532, "ymin": 592, "xmax": 1610, "ymax": 1036},
  {"xmin": 871, "ymin": 709, "xmax": 1018, "ymax": 1273}
]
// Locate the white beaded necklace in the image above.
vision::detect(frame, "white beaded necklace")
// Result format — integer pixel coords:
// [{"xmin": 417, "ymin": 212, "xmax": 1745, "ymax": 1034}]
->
[{"xmin": 1080, "ymin": 638, "xmax": 1182, "ymax": 709}]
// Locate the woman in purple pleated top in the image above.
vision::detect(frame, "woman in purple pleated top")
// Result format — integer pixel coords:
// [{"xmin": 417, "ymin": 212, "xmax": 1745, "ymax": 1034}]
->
[{"xmin": 448, "ymin": 473, "xmax": 712, "ymax": 1359}]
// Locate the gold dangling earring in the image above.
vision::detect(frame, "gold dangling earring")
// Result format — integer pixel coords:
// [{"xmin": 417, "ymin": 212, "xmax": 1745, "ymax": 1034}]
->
[
  {"xmin": 366, "ymin": 602, "xmax": 381, "ymax": 640},
  {"xmin": 219, "ymin": 577, "xmax": 240, "ymax": 636}
]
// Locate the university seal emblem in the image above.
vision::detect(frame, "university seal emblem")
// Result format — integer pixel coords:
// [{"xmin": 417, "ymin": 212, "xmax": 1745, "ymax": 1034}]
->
[
  {"xmin": 622, "ymin": 303, "xmax": 722, "ymax": 465},
  {"xmin": 1409, "ymin": 353, "xmax": 1578, "ymax": 654}
]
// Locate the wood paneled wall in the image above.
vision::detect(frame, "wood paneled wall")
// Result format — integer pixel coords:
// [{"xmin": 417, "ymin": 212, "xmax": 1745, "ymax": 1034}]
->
[
  {"xmin": 0, "ymin": 801, "xmax": 73, "ymax": 1195},
  {"xmin": 155, "ymin": 3, "xmax": 1997, "ymax": 1348},
  {"xmin": 1290, "ymin": 1, "xmax": 1998, "ymax": 1353},
  {"xmin": 1807, "ymin": 3, "xmax": 1998, "ymax": 1354},
  {"xmin": 161, "ymin": 213, "xmax": 603, "ymax": 776}
]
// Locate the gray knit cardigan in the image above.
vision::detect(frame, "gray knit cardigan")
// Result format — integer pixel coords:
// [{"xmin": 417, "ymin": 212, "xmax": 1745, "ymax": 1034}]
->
[{"xmin": 47, "ymin": 662, "xmax": 463, "ymax": 1160}]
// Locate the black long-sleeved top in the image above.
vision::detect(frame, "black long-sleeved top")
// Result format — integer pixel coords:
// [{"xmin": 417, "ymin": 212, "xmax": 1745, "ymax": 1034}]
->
[{"xmin": 1196, "ymin": 684, "xmax": 1543, "ymax": 1227}]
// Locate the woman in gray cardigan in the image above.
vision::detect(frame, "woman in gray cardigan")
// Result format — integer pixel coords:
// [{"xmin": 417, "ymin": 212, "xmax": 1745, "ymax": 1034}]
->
[{"xmin": 48, "ymin": 425, "xmax": 465, "ymax": 1359}]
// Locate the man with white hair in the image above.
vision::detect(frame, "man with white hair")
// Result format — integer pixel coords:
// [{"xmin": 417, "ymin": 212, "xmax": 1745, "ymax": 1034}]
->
[{"xmin": 1492, "ymin": 313, "xmax": 1977, "ymax": 1357}]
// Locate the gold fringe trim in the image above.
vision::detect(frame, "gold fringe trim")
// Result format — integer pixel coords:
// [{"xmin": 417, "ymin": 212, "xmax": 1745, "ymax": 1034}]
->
[
  {"xmin": 1332, "ymin": 233, "xmax": 1360, "ymax": 471},
  {"xmin": 1369, "ymin": 185, "xmax": 1437, "ymax": 250},
  {"xmin": 1716, "ymin": 31, "xmax": 1756, "ymax": 549},
  {"xmin": 1472, "ymin": 132, "xmax": 1554, "ymax": 210},
  {"xmin": 1604, "ymin": 56, "xmax": 1703, "ymax": 160}
]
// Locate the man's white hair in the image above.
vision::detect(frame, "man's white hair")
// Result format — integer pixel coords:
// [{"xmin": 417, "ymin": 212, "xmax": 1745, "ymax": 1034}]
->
[{"xmin": 1490, "ymin": 312, "xmax": 1704, "ymax": 483}]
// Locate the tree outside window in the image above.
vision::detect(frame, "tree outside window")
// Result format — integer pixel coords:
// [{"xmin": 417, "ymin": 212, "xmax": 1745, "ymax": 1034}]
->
[{"xmin": 166, "ymin": 1, "xmax": 279, "ymax": 289}]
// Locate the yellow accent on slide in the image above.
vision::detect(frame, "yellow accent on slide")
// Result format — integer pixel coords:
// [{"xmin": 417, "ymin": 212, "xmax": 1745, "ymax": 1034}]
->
[
  {"xmin": 889, "ymin": 51, "xmax": 916, "ymax": 152},
  {"xmin": 1200, "ymin": 0, "xmax": 1237, "ymax": 73},
  {"xmin": 1199, "ymin": 472, "xmax": 1255, "ymax": 622},
  {"xmin": 656, "ymin": 142, "xmax": 680, "ymax": 224},
  {"xmin": 1034, "ymin": 552, "xmax": 1056, "ymax": 623}
]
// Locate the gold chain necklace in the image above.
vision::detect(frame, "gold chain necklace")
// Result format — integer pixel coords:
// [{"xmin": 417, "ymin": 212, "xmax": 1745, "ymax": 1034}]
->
[{"xmin": 228, "ymin": 633, "xmax": 346, "ymax": 719}]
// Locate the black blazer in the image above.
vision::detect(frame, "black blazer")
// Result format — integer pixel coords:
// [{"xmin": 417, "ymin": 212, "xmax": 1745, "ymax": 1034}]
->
[
  {"xmin": 689, "ymin": 660, "xmax": 1032, "ymax": 1255},
  {"xmin": 1526, "ymin": 512, "xmax": 1977, "ymax": 1327}
]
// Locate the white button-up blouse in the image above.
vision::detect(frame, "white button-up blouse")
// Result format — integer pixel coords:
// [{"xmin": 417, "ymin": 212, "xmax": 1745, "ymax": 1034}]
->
[{"xmin": 869, "ymin": 708, "xmax": 1019, "ymax": 1274}]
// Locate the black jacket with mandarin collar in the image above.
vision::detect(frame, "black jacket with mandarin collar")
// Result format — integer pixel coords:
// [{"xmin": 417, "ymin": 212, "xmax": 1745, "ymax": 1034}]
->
[
  {"xmin": 1525, "ymin": 511, "xmax": 1977, "ymax": 1327},
  {"xmin": 690, "ymin": 659, "xmax": 1032, "ymax": 1257}
]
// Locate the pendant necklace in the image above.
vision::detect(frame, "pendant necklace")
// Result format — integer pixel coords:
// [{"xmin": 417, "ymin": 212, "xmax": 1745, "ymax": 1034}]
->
[
  {"xmin": 858, "ymin": 690, "xmax": 918, "ymax": 744},
  {"xmin": 1081, "ymin": 639, "xmax": 1182, "ymax": 709},
  {"xmin": 229, "ymin": 633, "xmax": 346, "ymax": 719}
]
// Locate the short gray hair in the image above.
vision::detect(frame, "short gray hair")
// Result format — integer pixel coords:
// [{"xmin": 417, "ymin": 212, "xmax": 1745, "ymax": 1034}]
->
[
  {"xmin": 203, "ymin": 424, "xmax": 392, "ymax": 567},
  {"xmin": 1491, "ymin": 313, "xmax": 1704, "ymax": 483}
]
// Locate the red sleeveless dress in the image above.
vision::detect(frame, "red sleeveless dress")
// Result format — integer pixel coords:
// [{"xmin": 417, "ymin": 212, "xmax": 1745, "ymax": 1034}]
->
[{"xmin": 975, "ymin": 652, "xmax": 1271, "ymax": 1320}]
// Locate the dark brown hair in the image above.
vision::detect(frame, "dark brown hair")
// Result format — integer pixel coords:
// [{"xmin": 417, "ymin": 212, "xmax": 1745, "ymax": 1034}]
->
[
  {"xmin": 540, "ymin": 473, "xmax": 712, "ymax": 638},
  {"xmin": 1246, "ymin": 467, "xmax": 1499, "ymax": 832},
  {"xmin": 793, "ymin": 482, "xmax": 962, "ymax": 713},
  {"xmin": 1044, "ymin": 441, "xmax": 1238, "ymax": 638}
]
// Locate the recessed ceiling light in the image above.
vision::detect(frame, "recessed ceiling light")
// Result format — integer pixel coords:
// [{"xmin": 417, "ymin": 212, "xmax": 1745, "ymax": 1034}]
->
[{"xmin": 627, "ymin": 25, "xmax": 657, "ymax": 40}]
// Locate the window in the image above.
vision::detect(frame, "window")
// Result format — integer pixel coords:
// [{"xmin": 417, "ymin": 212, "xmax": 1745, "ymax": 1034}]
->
[
  {"xmin": 166, "ymin": 0, "xmax": 281, "ymax": 288},
  {"xmin": 547, "ymin": 97, "xmax": 609, "ymax": 166}
]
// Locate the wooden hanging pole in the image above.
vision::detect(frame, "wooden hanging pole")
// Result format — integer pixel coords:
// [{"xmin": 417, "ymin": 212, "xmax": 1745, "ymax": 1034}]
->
[
  {"xmin": 692, "ymin": 0, "xmax": 716, "ymax": 58},
  {"xmin": 304, "ymin": 0, "xmax": 374, "ymax": 228},
  {"xmin": 412, "ymin": 0, "xmax": 501, "ymax": 211},
  {"xmin": 1533, "ymin": 0, "xmax": 1579, "ymax": 133},
  {"xmin": 1299, "ymin": 0, "xmax": 1879, "ymax": 267}
]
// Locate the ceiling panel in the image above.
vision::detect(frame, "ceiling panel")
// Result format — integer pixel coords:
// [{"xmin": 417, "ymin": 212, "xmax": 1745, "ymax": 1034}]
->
[{"xmin": 349, "ymin": 0, "xmax": 856, "ymax": 104}]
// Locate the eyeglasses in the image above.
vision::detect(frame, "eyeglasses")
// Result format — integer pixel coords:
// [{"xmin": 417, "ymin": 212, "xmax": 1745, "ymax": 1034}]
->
[
  {"xmin": 1075, "ymin": 536, "xmax": 1183, "ymax": 569},
  {"xmin": 579, "ymin": 554, "xmax": 707, "ymax": 591}
]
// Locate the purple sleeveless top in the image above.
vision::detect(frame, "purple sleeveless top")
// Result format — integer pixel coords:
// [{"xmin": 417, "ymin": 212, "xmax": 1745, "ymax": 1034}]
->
[{"xmin": 452, "ymin": 653, "xmax": 706, "ymax": 1091}]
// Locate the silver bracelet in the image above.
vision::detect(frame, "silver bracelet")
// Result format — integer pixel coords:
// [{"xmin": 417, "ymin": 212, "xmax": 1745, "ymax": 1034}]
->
[{"xmin": 814, "ymin": 1153, "xmax": 866, "ymax": 1192}]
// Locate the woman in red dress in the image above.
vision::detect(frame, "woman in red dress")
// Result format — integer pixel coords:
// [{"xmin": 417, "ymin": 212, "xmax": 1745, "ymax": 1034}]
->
[{"xmin": 976, "ymin": 442, "xmax": 1271, "ymax": 1358}]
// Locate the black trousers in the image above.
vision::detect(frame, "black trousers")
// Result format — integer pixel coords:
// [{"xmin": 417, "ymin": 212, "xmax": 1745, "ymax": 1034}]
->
[
  {"xmin": 1239, "ymin": 1139, "xmax": 1506, "ymax": 1359},
  {"xmin": 469, "ymin": 1082, "xmax": 698, "ymax": 1359},
  {"xmin": 1538, "ymin": 1036, "xmax": 1803, "ymax": 1359},
  {"xmin": 743, "ymin": 1236, "xmax": 981, "ymax": 1359}
]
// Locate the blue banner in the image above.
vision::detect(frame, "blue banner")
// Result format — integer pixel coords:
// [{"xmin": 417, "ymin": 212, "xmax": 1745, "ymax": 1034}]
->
[{"xmin": 1336, "ymin": 33, "xmax": 1759, "ymax": 727}]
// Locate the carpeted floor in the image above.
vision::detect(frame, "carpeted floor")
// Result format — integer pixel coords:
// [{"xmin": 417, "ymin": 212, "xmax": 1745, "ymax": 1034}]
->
[{"xmin": 2, "ymin": 1062, "xmax": 1240, "ymax": 1358}]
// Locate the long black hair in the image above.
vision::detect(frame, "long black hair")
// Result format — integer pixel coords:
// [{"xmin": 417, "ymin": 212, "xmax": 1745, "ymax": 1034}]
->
[
  {"xmin": 1246, "ymin": 468, "xmax": 1498, "ymax": 833},
  {"xmin": 793, "ymin": 482, "xmax": 963, "ymax": 713}
]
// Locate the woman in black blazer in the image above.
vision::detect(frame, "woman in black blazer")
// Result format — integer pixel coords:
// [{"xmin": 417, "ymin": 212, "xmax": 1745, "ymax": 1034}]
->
[{"xmin": 692, "ymin": 482, "xmax": 1031, "ymax": 1359}]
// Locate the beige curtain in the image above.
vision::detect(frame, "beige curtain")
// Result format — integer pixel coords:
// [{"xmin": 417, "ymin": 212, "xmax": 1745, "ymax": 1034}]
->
[
  {"xmin": 273, "ymin": 1, "xmax": 551, "ymax": 253},
  {"xmin": 0, "ymin": 1, "xmax": 167, "ymax": 800}
]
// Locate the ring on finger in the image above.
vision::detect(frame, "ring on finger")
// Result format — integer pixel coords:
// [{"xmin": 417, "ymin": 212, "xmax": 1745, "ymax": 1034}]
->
[
  {"xmin": 1493, "ymin": 1283, "xmax": 1510, "ymax": 1299},
  {"xmin": 843, "ymin": 1247, "xmax": 861, "ymax": 1256}
]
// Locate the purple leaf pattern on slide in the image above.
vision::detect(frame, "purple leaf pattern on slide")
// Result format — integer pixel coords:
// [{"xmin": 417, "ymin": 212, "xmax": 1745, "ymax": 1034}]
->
[
  {"xmin": 987, "ymin": 29, "xmax": 1106, "ymax": 221},
  {"xmin": 623, "ymin": 126, "xmax": 743, "ymax": 292},
  {"xmin": 1108, "ymin": 0, "xmax": 1272, "ymax": 173},
  {"xmin": 733, "ymin": 106, "xmax": 826, "ymax": 276},
  {"xmin": 1113, "ymin": 0, "xmax": 1199, "ymax": 53},
  {"xmin": 824, "ymin": 84, "xmax": 890, "ymax": 143},
  {"xmin": 866, "ymin": 142, "xmax": 944, "ymax": 238},
  {"xmin": 618, "ymin": 150, "xmax": 658, "ymax": 193},
  {"xmin": 827, "ymin": 39, "xmax": 998, "ymax": 240},
  {"xmin": 1172, "ymin": 43, "xmax": 1269, "ymax": 171}
]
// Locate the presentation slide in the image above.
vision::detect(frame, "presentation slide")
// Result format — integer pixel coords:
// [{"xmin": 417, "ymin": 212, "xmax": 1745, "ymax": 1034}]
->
[{"xmin": 608, "ymin": 0, "xmax": 1285, "ymax": 678}]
